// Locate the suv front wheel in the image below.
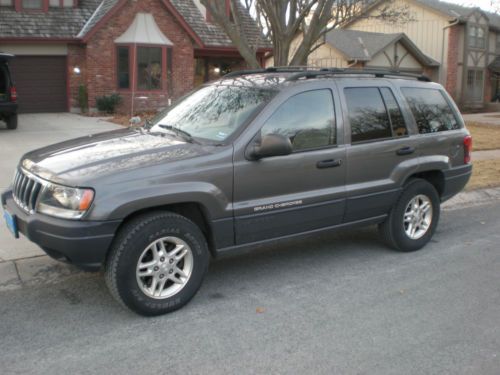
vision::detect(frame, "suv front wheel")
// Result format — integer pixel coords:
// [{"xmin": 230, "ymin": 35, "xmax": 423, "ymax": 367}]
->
[
  {"xmin": 105, "ymin": 211, "xmax": 209, "ymax": 316},
  {"xmin": 379, "ymin": 179, "xmax": 440, "ymax": 252}
]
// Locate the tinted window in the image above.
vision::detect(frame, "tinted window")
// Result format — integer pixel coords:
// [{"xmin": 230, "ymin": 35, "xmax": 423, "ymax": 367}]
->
[
  {"xmin": 380, "ymin": 87, "xmax": 408, "ymax": 137},
  {"xmin": 402, "ymin": 88, "xmax": 461, "ymax": 133},
  {"xmin": 345, "ymin": 87, "xmax": 392, "ymax": 143},
  {"xmin": 261, "ymin": 90, "xmax": 335, "ymax": 151}
]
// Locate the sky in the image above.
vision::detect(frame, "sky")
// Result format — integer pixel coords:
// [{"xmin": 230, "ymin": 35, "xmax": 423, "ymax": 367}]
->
[{"xmin": 447, "ymin": 0, "xmax": 498, "ymax": 12}]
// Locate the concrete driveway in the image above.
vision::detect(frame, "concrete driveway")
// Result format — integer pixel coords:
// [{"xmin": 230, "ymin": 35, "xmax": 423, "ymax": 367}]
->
[{"xmin": 0, "ymin": 113, "xmax": 120, "ymax": 261}]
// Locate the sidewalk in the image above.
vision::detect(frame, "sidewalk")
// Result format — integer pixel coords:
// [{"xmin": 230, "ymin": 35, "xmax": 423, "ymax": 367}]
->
[{"xmin": 463, "ymin": 112, "xmax": 500, "ymax": 125}]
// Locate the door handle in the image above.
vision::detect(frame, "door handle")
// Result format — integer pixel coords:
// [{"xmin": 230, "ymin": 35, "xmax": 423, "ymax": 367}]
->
[
  {"xmin": 316, "ymin": 159, "xmax": 342, "ymax": 169},
  {"xmin": 396, "ymin": 146, "xmax": 415, "ymax": 156}
]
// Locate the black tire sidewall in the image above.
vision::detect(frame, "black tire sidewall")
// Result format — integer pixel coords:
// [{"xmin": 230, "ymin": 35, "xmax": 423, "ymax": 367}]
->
[
  {"xmin": 390, "ymin": 180, "xmax": 440, "ymax": 252},
  {"xmin": 113, "ymin": 214, "xmax": 209, "ymax": 316},
  {"xmin": 6, "ymin": 115, "xmax": 17, "ymax": 130}
]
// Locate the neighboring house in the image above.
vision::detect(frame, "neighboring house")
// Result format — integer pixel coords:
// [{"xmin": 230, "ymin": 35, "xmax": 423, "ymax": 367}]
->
[
  {"xmin": 0, "ymin": 0, "xmax": 269, "ymax": 113},
  {"xmin": 342, "ymin": 0, "xmax": 500, "ymax": 109},
  {"xmin": 308, "ymin": 29, "xmax": 439, "ymax": 78}
]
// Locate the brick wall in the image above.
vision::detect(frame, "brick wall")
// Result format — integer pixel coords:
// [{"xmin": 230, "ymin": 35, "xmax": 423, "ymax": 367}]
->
[
  {"xmin": 72, "ymin": 0, "xmax": 196, "ymax": 114},
  {"xmin": 445, "ymin": 25, "xmax": 460, "ymax": 100},
  {"xmin": 67, "ymin": 44, "xmax": 87, "ymax": 112}
]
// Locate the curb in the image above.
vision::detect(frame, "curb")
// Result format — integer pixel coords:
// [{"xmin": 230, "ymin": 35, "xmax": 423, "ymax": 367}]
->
[{"xmin": 1, "ymin": 186, "xmax": 500, "ymax": 293}]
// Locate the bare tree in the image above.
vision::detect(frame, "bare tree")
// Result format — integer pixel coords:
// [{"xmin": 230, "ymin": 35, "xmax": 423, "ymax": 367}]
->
[{"xmin": 201, "ymin": 0, "xmax": 412, "ymax": 68}]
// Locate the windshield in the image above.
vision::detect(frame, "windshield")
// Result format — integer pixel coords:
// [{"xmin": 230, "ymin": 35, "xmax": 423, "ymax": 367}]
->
[{"xmin": 149, "ymin": 84, "xmax": 277, "ymax": 142}]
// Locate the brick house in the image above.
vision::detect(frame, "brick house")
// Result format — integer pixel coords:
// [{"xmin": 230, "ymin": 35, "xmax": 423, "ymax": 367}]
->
[
  {"xmin": 341, "ymin": 0, "xmax": 500, "ymax": 110},
  {"xmin": 0, "ymin": 0, "xmax": 270, "ymax": 113}
]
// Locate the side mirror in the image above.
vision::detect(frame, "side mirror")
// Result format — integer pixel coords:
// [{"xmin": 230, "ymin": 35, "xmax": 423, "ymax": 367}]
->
[{"xmin": 247, "ymin": 133, "xmax": 293, "ymax": 160}]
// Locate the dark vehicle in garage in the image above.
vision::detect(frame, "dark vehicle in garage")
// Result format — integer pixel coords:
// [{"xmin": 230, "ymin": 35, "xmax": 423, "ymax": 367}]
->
[{"xmin": 0, "ymin": 53, "xmax": 17, "ymax": 130}]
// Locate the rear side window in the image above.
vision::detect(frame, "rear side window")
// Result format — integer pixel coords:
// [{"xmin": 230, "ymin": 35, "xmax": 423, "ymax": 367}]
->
[
  {"xmin": 401, "ymin": 88, "xmax": 461, "ymax": 134},
  {"xmin": 344, "ymin": 87, "xmax": 392, "ymax": 143},
  {"xmin": 261, "ymin": 89, "xmax": 336, "ymax": 151}
]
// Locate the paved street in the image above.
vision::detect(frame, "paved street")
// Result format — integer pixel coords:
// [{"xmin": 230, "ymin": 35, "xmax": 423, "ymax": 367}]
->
[{"xmin": 1, "ymin": 202, "xmax": 499, "ymax": 375}]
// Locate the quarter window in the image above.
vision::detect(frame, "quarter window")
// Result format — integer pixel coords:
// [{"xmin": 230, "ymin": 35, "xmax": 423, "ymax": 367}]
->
[
  {"xmin": 261, "ymin": 89, "xmax": 335, "ymax": 151},
  {"xmin": 344, "ymin": 87, "xmax": 392, "ymax": 143},
  {"xmin": 402, "ymin": 88, "xmax": 461, "ymax": 133}
]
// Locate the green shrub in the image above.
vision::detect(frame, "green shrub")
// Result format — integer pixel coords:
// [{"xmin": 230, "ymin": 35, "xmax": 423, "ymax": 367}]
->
[
  {"xmin": 96, "ymin": 93, "xmax": 122, "ymax": 114},
  {"xmin": 78, "ymin": 84, "xmax": 88, "ymax": 113}
]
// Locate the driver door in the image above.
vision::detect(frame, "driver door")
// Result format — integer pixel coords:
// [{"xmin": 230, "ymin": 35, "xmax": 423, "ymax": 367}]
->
[{"xmin": 232, "ymin": 87, "xmax": 346, "ymax": 245}]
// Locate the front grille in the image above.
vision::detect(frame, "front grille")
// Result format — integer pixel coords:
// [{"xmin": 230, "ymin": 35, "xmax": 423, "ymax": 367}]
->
[{"xmin": 12, "ymin": 169, "xmax": 43, "ymax": 213}]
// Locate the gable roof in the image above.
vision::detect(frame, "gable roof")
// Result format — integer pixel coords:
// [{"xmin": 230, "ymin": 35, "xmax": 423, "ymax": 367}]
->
[
  {"xmin": 0, "ymin": 0, "xmax": 101, "ymax": 39},
  {"xmin": 326, "ymin": 29, "xmax": 439, "ymax": 66},
  {"xmin": 356, "ymin": 0, "xmax": 500, "ymax": 30},
  {"xmin": 0, "ymin": 0, "xmax": 269, "ymax": 49}
]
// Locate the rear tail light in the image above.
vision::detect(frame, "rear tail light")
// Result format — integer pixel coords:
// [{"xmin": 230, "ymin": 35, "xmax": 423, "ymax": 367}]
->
[
  {"xmin": 10, "ymin": 86, "xmax": 17, "ymax": 103},
  {"xmin": 464, "ymin": 135, "xmax": 472, "ymax": 164}
]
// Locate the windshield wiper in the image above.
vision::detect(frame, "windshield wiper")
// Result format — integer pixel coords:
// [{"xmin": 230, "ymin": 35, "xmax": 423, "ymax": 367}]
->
[{"xmin": 158, "ymin": 124, "xmax": 195, "ymax": 143}]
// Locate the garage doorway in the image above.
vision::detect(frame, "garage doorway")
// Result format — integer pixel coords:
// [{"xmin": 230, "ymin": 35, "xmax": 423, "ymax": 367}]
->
[{"xmin": 9, "ymin": 56, "xmax": 67, "ymax": 113}]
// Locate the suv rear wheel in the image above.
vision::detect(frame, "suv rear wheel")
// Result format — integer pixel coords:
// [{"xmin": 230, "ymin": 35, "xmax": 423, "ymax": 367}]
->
[
  {"xmin": 6, "ymin": 115, "xmax": 17, "ymax": 130},
  {"xmin": 105, "ymin": 211, "xmax": 209, "ymax": 316},
  {"xmin": 379, "ymin": 179, "xmax": 440, "ymax": 252}
]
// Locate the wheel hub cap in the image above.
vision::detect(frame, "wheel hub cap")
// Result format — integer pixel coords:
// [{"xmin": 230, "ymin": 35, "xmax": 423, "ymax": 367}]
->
[
  {"xmin": 136, "ymin": 236, "xmax": 194, "ymax": 299},
  {"xmin": 403, "ymin": 194, "xmax": 433, "ymax": 240}
]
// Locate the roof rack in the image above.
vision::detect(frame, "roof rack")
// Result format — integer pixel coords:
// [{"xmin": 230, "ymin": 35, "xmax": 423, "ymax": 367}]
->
[
  {"xmin": 223, "ymin": 66, "xmax": 320, "ymax": 78},
  {"xmin": 285, "ymin": 68, "xmax": 431, "ymax": 82},
  {"xmin": 223, "ymin": 66, "xmax": 430, "ymax": 82}
]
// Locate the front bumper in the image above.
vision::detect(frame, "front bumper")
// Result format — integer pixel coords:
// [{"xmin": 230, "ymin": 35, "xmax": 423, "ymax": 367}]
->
[{"xmin": 1, "ymin": 190, "xmax": 121, "ymax": 271}]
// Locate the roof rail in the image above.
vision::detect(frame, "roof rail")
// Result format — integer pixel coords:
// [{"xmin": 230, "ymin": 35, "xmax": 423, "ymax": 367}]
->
[
  {"xmin": 284, "ymin": 68, "xmax": 431, "ymax": 82},
  {"xmin": 223, "ymin": 66, "xmax": 320, "ymax": 78}
]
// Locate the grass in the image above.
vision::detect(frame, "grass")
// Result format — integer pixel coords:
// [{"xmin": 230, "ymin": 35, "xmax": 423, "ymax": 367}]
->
[
  {"xmin": 466, "ymin": 122, "xmax": 500, "ymax": 151},
  {"xmin": 466, "ymin": 159, "xmax": 500, "ymax": 191}
]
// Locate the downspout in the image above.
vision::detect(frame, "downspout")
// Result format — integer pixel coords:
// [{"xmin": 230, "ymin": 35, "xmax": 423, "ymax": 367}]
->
[{"xmin": 439, "ymin": 18, "xmax": 460, "ymax": 84}]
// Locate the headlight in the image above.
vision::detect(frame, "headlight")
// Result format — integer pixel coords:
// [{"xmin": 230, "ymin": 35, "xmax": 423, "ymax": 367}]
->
[{"xmin": 37, "ymin": 183, "xmax": 94, "ymax": 219}]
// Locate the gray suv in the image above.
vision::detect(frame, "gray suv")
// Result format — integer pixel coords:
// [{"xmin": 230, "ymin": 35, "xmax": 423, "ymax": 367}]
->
[{"xmin": 1, "ymin": 68, "xmax": 472, "ymax": 316}]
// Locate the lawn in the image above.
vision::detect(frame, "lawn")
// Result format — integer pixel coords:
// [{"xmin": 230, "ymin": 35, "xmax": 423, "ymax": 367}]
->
[
  {"xmin": 466, "ymin": 122, "xmax": 500, "ymax": 151},
  {"xmin": 466, "ymin": 159, "xmax": 500, "ymax": 191}
]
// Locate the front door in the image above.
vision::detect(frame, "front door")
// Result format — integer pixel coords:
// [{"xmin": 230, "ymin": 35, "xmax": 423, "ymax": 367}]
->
[{"xmin": 233, "ymin": 87, "xmax": 346, "ymax": 244}]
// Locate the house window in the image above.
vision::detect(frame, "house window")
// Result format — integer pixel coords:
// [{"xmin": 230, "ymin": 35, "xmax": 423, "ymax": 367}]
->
[
  {"xmin": 137, "ymin": 47, "xmax": 162, "ymax": 90},
  {"xmin": 117, "ymin": 47, "xmax": 130, "ymax": 89},
  {"xmin": 469, "ymin": 25, "xmax": 485, "ymax": 49},
  {"xmin": 466, "ymin": 69, "xmax": 484, "ymax": 101},
  {"xmin": 0, "ymin": 0, "xmax": 13, "ymax": 6},
  {"xmin": 22, "ymin": 0, "xmax": 42, "ymax": 8}
]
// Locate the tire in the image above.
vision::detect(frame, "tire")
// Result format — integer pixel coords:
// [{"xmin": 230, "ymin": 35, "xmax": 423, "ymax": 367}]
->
[
  {"xmin": 6, "ymin": 115, "xmax": 17, "ymax": 130},
  {"xmin": 105, "ymin": 211, "xmax": 210, "ymax": 316},
  {"xmin": 379, "ymin": 179, "xmax": 440, "ymax": 252}
]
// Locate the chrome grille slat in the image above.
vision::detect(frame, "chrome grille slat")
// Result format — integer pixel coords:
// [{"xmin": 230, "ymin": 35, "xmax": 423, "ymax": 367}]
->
[{"xmin": 12, "ymin": 169, "xmax": 42, "ymax": 213}]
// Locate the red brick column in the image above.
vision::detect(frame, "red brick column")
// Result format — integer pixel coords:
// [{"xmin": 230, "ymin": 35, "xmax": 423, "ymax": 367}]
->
[
  {"xmin": 67, "ymin": 44, "xmax": 87, "ymax": 112},
  {"xmin": 445, "ymin": 25, "xmax": 460, "ymax": 100}
]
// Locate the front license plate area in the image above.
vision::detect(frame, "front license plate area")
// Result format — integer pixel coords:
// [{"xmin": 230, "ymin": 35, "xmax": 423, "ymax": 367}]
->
[{"xmin": 3, "ymin": 210, "xmax": 19, "ymax": 238}]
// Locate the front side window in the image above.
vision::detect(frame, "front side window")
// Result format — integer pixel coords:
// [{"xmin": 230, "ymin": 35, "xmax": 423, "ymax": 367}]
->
[
  {"xmin": 261, "ymin": 89, "xmax": 336, "ymax": 151},
  {"xmin": 150, "ymin": 84, "xmax": 276, "ymax": 142},
  {"xmin": 22, "ymin": 0, "xmax": 42, "ymax": 8},
  {"xmin": 402, "ymin": 88, "xmax": 461, "ymax": 133},
  {"xmin": 117, "ymin": 47, "xmax": 130, "ymax": 89},
  {"xmin": 137, "ymin": 47, "xmax": 162, "ymax": 90},
  {"xmin": 344, "ymin": 87, "xmax": 392, "ymax": 143}
]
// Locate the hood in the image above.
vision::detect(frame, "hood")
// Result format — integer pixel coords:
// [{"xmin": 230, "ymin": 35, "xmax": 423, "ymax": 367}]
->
[{"xmin": 21, "ymin": 128, "xmax": 212, "ymax": 184}]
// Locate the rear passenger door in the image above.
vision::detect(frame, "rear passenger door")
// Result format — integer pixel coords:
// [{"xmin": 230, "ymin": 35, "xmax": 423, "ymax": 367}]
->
[{"xmin": 339, "ymin": 83, "xmax": 420, "ymax": 222}]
